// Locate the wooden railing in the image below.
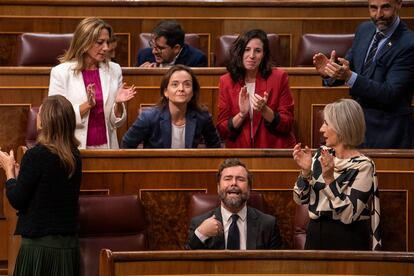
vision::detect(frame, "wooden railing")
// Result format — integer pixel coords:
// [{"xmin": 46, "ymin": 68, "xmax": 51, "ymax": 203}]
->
[{"xmin": 0, "ymin": 66, "xmax": 350, "ymax": 154}]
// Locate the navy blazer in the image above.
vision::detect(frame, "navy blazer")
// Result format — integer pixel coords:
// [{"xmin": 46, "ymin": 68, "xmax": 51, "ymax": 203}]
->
[
  {"xmin": 121, "ymin": 107, "xmax": 221, "ymax": 148},
  {"xmin": 185, "ymin": 206, "xmax": 283, "ymax": 250},
  {"xmin": 136, "ymin": 43, "xmax": 208, "ymax": 67},
  {"xmin": 332, "ymin": 20, "xmax": 414, "ymax": 148}
]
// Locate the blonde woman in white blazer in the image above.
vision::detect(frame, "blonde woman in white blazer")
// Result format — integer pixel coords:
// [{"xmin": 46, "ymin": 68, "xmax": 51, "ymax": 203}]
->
[{"xmin": 48, "ymin": 17, "xmax": 136, "ymax": 149}]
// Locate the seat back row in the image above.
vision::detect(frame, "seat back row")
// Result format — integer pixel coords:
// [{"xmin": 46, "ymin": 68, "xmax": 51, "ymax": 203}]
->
[{"xmin": 14, "ymin": 32, "xmax": 354, "ymax": 67}]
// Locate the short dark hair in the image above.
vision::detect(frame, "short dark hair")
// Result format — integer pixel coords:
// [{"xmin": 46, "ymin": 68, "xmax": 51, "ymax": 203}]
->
[
  {"xmin": 158, "ymin": 64, "xmax": 203, "ymax": 112},
  {"xmin": 153, "ymin": 20, "xmax": 185, "ymax": 48},
  {"xmin": 216, "ymin": 158, "xmax": 253, "ymax": 187},
  {"xmin": 227, "ymin": 29, "xmax": 272, "ymax": 83}
]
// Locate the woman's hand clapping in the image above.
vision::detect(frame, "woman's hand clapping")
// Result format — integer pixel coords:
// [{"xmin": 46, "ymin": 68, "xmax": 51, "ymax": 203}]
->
[
  {"xmin": 251, "ymin": 92, "xmax": 268, "ymax": 112},
  {"xmin": 320, "ymin": 148, "xmax": 335, "ymax": 184},
  {"xmin": 292, "ymin": 143, "xmax": 312, "ymax": 175},
  {"xmin": 86, "ymin": 83, "xmax": 96, "ymax": 108},
  {"xmin": 238, "ymin": 86, "xmax": 249, "ymax": 117},
  {"xmin": 0, "ymin": 149, "xmax": 17, "ymax": 179}
]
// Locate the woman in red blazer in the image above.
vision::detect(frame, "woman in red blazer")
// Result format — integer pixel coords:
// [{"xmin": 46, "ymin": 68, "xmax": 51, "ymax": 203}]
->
[{"xmin": 217, "ymin": 29, "xmax": 296, "ymax": 148}]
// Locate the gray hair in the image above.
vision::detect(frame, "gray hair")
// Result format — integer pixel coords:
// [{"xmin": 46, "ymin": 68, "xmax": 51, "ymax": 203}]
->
[{"xmin": 323, "ymin": 99, "xmax": 365, "ymax": 147}]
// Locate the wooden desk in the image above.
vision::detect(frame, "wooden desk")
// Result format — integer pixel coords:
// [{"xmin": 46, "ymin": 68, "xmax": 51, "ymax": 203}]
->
[
  {"xmin": 3, "ymin": 149, "xmax": 414, "ymax": 273},
  {"xmin": 99, "ymin": 250, "xmax": 414, "ymax": 276},
  {"xmin": 0, "ymin": 66, "xmax": 347, "ymax": 153}
]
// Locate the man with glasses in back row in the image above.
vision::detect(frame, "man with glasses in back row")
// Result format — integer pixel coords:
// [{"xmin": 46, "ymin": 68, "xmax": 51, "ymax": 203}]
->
[{"xmin": 136, "ymin": 20, "xmax": 207, "ymax": 68}]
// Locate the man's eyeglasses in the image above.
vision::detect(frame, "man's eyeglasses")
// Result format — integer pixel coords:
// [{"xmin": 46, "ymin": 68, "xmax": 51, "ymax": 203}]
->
[{"xmin": 149, "ymin": 40, "xmax": 169, "ymax": 53}]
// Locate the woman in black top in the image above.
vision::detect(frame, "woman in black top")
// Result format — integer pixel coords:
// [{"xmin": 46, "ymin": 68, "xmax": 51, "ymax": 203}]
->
[{"xmin": 0, "ymin": 95, "xmax": 82, "ymax": 275}]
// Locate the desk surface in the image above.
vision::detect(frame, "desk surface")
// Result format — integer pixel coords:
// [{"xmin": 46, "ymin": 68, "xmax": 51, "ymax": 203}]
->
[{"xmin": 100, "ymin": 250, "xmax": 414, "ymax": 276}]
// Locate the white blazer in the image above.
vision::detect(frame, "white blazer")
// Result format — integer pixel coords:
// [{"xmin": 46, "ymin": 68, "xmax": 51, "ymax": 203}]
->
[{"xmin": 48, "ymin": 61, "xmax": 126, "ymax": 149}]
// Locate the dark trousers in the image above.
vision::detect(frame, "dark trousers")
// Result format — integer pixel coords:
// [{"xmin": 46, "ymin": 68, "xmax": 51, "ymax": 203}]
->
[{"xmin": 305, "ymin": 216, "xmax": 370, "ymax": 250}]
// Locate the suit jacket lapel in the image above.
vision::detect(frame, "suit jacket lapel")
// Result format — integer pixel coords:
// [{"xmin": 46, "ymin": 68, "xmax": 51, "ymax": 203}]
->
[
  {"xmin": 206, "ymin": 207, "xmax": 225, "ymax": 249},
  {"xmin": 99, "ymin": 63, "xmax": 110, "ymax": 104},
  {"xmin": 72, "ymin": 68, "xmax": 88, "ymax": 103},
  {"xmin": 246, "ymin": 207, "xmax": 258, "ymax": 249},
  {"xmin": 375, "ymin": 21, "xmax": 403, "ymax": 66},
  {"xmin": 160, "ymin": 108, "xmax": 172, "ymax": 148},
  {"xmin": 232, "ymin": 81, "xmax": 253, "ymax": 147},
  {"xmin": 355, "ymin": 28, "xmax": 375, "ymax": 74},
  {"xmin": 185, "ymin": 110, "xmax": 196, "ymax": 148}
]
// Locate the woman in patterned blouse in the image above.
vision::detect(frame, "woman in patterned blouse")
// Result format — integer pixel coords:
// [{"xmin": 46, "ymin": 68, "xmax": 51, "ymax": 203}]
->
[{"xmin": 292, "ymin": 99, "xmax": 381, "ymax": 250}]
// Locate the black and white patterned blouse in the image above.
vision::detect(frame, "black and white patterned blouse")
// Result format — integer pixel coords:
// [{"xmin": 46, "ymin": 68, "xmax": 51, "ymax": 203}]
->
[{"xmin": 293, "ymin": 146, "xmax": 381, "ymax": 250}]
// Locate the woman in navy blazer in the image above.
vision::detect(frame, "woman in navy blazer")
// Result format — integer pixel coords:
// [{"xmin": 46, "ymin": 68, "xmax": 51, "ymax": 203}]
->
[{"xmin": 122, "ymin": 65, "xmax": 221, "ymax": 148}]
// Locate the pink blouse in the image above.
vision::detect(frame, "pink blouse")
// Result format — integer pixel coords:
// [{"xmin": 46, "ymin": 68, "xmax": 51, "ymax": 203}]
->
[{"xmin": 82, "ymin": 69, "xmax": 108, "ymax": 147}]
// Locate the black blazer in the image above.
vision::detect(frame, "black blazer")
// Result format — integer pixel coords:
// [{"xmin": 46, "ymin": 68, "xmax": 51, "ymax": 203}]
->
[
  {"xmin": 185, "ymin": 206, "xmax": 283, "ymax": 250},
  {"xmin": 121, "ymin": 106, "xmax": 221, "ymax": 149}
]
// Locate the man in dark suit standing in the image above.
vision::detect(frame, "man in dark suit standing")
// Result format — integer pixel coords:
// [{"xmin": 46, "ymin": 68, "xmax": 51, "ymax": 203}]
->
[
  {"xmin": 136, "ymin": 20, "xmax": 207, "ymax": 68},
  {"xmin": 185, "ymin": 158, "xmax": 282, "ymax": 250},
  {"xmin": 313, "ymin": 0, "xmax": 414, "ymax": 148}
]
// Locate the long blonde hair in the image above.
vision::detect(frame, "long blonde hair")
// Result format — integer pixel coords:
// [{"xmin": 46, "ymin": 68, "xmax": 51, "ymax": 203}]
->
[
  {"xmin": 37, "ymin": 95, "xmax": 80, "ymax": 177},
  {"xmin": 59, "ymin": 17, "xmax": 113, "ymax": 74}
]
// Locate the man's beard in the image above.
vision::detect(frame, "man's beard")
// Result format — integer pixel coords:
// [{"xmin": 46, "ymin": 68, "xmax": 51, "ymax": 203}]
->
[
  {"xmin": 219, "ymin": 186, "xmax": 249, "ymax": 211},
  {"xmin": 371, "ymin": 16, "xmax": 395, "ymax": 31}
]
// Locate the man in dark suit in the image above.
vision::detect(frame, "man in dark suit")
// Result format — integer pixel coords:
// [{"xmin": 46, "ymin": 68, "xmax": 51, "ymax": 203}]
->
[
  {"xmin": 136, "ymin": 20, "xmax": 207, "ymax": 68},
  {"xmin": 313, "ymin": 0, "xmax": 414, "ymax": 148},
  {"xmin": 185, "ymin": 158, "xmax": 282, "ymax": 250}
]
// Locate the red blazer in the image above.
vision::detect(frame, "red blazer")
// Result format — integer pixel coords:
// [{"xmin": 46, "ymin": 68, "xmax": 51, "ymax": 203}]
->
[{"xmin": 217, "ymin": 68, "xmax": 296, "ymax": 148}]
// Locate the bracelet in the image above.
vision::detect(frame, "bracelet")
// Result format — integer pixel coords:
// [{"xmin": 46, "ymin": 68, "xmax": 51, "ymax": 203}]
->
[
  {"xmin": 300, "ymin": 170, "xmax": 313, "ymax": 182},
  {"xmin": 238, "ymin": 112, "xmax": 246, "ymax": 119}
]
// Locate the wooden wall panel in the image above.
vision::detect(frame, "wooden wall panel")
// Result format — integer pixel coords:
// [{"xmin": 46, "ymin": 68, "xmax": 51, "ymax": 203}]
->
[
  {"xmin": 0, "ymin": 219, "xmax": 7, "ymax": 260},
  {"xmin": 0, "ymin": 105, "xmax": 30, "ymax": 153},
  {"xmin": 0, "ymin": 88, "xmax": 47, "ymax": 106},
  {"xmin": 0, "ymin": 33, "xmax": 19, "ymax": 66},
  {"xmin": 295, "ymin": 87, "xmax": 350, "ymax": 147},
  {"xmin": 140, "ymin": 190, "xmax": 202, "ymax": 250},
  {"xmin": 81, "ymin": 173, "xmax": 124, "ymax": 195},
  {"xmin": 379, "ymin": 190, "xmax": 407, "ymax": 251},
  {"xmin": 260, "ymin": 190, "xmax": 297, "ymax": 249}
]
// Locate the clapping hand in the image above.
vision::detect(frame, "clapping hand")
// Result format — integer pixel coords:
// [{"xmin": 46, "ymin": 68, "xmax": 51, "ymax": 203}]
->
[
  {"xmin": 313, "ymin": 50, "xmax": 336, "ymax": 78},
  {"xmin": 86, "ymin": 83, "xmax": 96, "ymax": 107},
  {"xmin": 292, "ymin": 143, "xmax": 312, "ymax": 174},
  {"xmin": 0, "ymin": 148, "xmax": 17, "ymax": 179},
  {"xmin": 325, "ymin": 56, "xmax": 351, "ymax": 81},
  {"xmin": 238, "ymin": 86, "xmax": 249, "ymax": 117},
  {"xmin": 319, "ymin": 148, "xmax": 335, "ymax": 184},
  {"xmin": 251, "ymin": 92, "xmax": 268, "ymax": 112},
  {"xmin": 116, "ymin": 83, "xmax": 137, "ymax": 103}
]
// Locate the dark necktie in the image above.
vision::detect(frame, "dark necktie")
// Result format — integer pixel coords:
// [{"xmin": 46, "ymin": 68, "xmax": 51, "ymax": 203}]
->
[
  {"xmin": 362, "ymin": 32, "xmax": 385, "ymax": 75},
  {"xmin": 227, "ymin": 214, "xmax": 240, "ymax": 250}
]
